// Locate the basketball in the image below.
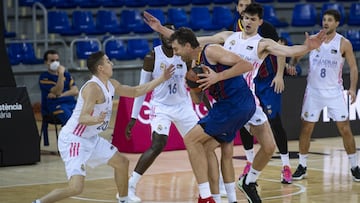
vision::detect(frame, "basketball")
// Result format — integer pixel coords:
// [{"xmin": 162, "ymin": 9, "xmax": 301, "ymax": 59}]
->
[{"xmin": 185, "ymin": 65, "xmax": 206, "ymax": 91}]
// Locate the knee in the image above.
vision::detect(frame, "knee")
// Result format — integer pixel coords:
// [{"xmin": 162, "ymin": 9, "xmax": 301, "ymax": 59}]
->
[
  {"xmin": 263, "ymin": 142, "xmax": 276, "ymax": 156},
  {"xmin": 68, "ymin": 183, "xmax": 84, "ymax": 196}
]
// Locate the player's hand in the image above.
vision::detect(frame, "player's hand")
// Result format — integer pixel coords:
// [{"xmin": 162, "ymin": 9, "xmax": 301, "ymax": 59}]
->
[
  {"xmin": 285, "ymin": 63, "xmax": 297, "ymax": 76},
  {"xmin": 304, "ymin": 29, "xmax": 326, "ymax": 50},
  {"xmin": 96, "ymin": 112, "xmax": 107, "ymax": 124},
  {"xmin": 47, "ymin": 92, "xmax": 57, "ymax": 99},
  {"xmin": 348, "ymin": 89, "xmax": 356, "ymax": 104},
  {"xmin": 161, "ymin": 64, "xmax": 175, "ymax": 81},
  {"xmin": 57, "ymin": 65, "xmax": 65, "ymax": 75},
  {"xmin": 271, "ymin": 75, "xmax": 284, "ymax": 94},
  {"xmin": 125, "ymin": 118, "xmax": 136, "ymax": 140},
  {"xmin": 142, "ymin": 11, "xmax": 162, "ymax": 32},
  {"xmin": 197, "ymin": 65, "xmax": 217, "ymax": 90}
]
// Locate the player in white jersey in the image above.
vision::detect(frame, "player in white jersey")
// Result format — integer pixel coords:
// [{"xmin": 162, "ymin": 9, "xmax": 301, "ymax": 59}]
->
[
  {"xmin": 32, "ymin": 51, "xmax": 174, "ymax": 203},
  {"xmin": 290, "ymin": 9, "xmax": 360, "ymax": 182},
  {"xmin": 142, "ymin": 3, "xmax": 325, "ymax": 202},
  {"xmin": 121, "ymin": 24, "xmax": 201, "ymax": 203}
]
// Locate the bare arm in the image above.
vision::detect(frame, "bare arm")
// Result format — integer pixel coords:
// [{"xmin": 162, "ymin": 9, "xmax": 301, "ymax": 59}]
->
[
  {"xmin": 342, "ymin": 38, "xmax": 358, "ymax": 104},
  {"xmin": 59, "ymin": 85, "xmax": 79, "ymax": 97},
  {"xmin": 271, "ymin": 54, "xmax": 286, "ymax": 93},
  {"xmin": 50, "ymin": 66, "xmax": 66, "ymax": 96},
  {"xmin": 112, "ymin": 65, "xmax": 175, "ymax": 98},
  {"xmin": 143, "ymin": 11, "xmax": 174, "ymax": 38},
  {"xmin": 197, "ymin": 44, "xmax": 253, "ymax": 90},
  {"xmin": 197, "ymin": 31, "xmax": 234, "ymax": 46}
]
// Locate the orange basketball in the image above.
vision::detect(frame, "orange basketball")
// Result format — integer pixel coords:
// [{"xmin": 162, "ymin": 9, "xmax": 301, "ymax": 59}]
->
[{"xmin": 185, "ymin": 65, "xmax": 206, "ymax": 91}]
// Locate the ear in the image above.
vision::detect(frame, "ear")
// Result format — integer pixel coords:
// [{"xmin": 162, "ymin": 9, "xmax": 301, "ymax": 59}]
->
[{"xmin": 259, "ymin": 19, "xmax": 263, "ymax": 26}]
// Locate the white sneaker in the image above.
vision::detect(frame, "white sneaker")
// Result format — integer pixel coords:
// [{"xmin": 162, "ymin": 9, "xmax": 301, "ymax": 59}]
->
[{"xmin": 116, "ymin": 192, "xmax": 141, "ymax": 203}]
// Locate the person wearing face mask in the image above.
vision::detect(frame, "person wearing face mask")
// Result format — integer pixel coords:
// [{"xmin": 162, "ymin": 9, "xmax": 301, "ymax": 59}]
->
[{"xmin": 39, "ymin": 50, "xmax": 79, "ymax": 126}]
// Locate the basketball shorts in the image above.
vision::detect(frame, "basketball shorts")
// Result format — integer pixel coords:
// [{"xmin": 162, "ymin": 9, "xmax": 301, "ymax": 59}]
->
[
  {"xmin": 58, "ymin": 132, "xmax": 118, "ymax": 179},
  {"xmin": 301, "ymin": 86, "xmax": 348, "ymax": 122},
  {"xmin": 150, "ymin": 101, "xmax": 199, "ymax": 137},
  {"xmin": 247, "ymin": 105, "xmax": 268, "ymax": 126}
]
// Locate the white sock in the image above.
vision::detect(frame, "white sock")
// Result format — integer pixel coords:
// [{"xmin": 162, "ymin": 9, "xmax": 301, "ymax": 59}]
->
[
  {"xmin": 129, "ymin": 171, "xmax": 142, "ymax": 188},
  {"xmin": 245, "ymin": 167, "xmax": 260, "ymax": 185},
  {"xmin": 280, "ymin": 153, "xmax": 290, "ymax": 167},
  {"xmin": 34, "ymin": 200, "xmax": 41, "ymax": 203},
  {"xmin": 348, "ymin": 153, "xmax": 358, "ymax": 169},
  {"xmin": 224, "ymin": 182, "xmax": 237, "ymax": 202},
  {"xmin": 198, "ymin": 182, "xmax": 212, "ymax": 199},
  {"xmin": 244, "ymin": 148, "xmax": 254, "ymax": 163},
  {"xmin": 299, "ymin": 154, "xmax": 308, "ymax": 167},
  {"xmin": 212, "ymin": 194, "xmax": 221, "ymax": 203}
]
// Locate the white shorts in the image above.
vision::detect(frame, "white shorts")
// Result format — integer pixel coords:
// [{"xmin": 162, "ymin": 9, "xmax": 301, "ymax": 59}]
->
[
  {"xmin": 150, "ymin": 101, "xmax": 199, "ymax": 137},
  {"xmin": 58, "ymin": 131, "xmax": 118, "ymax": 179},
  {"xmin": 301, "ymin": 86, "xmax": 348, "ymax": 122},
  {"xmin": 247, "ymin": 105, "xmax": 268, "ymax": 126}
]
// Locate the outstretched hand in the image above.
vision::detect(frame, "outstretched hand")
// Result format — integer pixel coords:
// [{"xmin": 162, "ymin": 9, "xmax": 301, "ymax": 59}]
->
[
  {"xmin": 197, "ymin": 65, "xmax": 218, "ymax": 90},
  {"xmin": 304, "ymin": 29, "xmax": 326, "ymax": 50},
  {"xmin": 142, "ymin": 11, "xmax": 162, "ymax": 32},
  {"xmin": 161, "ymin": 64, "xmax": 176, "ymax": 81}
]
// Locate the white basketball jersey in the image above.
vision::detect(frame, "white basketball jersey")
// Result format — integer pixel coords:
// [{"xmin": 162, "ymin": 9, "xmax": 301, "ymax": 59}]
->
[
  {"xmin": 308, "ymin": 33, "xmax": 345, "ymax": 89},
  {"xmin": 61, "ymin": 75, "xmax": 114, "ymax": 138},
  {"xmin": 223, "ymin": 32, "xmax": 264, "ymax": 103},
  {"xmin": 151, "ymin": 45, "xmax": 188, "ymax": 105}
]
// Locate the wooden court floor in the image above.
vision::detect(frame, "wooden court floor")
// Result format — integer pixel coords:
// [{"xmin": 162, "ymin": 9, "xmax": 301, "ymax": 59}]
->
[{"xmin": 1, "ymin": 108, "xmax": 360, "ymax": 202}]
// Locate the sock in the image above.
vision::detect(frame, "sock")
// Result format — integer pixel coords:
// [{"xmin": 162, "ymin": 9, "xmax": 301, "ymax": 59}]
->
[
  {"xmin": 129, "ymin": 171, "xmax": 142, "ymax": 188},
  {"xmin": 198, "ymin": 182, "xmax": 212, "ymax": 199},
  {"xmin": 33, "ymin": 200, "xmax": 41, "ymax": 203},
  {"xmin": 245, "ymin": 167, "xmax": 260, "ymax": 185},
  {"xmin": 244, "ymin": 148, "xmax": 254, "ymax": 163},
  {"xmin": 118, "ymin": 196, "xmax": 127, "ymax": 203},
  {"xmin": 348, "ymin": 153, "xmax": 358, "ymax": 169},
  {"xmin": 212, "ymin": 194, "xmax": 221, "ymax": 203},
  {"xmin": 299, "ymin": 154, "xmax": 308, "ymax": 167},
  {"xmin": 224, "ymin": 182, "xmax": 237, "ymax": 202},
  {"xmin": 280, "ymin": 153, "xmax": 290, "ymax": 167}
]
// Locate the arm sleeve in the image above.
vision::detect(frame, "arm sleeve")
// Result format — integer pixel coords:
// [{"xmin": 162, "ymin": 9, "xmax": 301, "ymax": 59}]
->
[{"xmin": 130, "ymin": 69, "xmax": 152, "ymax": 119}]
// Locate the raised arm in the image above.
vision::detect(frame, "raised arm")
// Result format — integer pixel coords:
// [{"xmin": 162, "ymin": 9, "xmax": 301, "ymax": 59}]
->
[{"xmin": 143, "ymin": 11, "xmax": 174, "ymax": 38}]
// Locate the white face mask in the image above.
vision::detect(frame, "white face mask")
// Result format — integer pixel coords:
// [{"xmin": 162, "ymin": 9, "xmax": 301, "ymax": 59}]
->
[{"xmin": 49, "ymin": 61, "xmax": 60, "ymax": 71}]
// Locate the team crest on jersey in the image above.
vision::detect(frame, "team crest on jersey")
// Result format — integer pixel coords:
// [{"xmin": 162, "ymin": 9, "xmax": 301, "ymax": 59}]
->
[
  {"xmin": 246, "ymin": 46, "xmax": 254, "ymax": 50},
  {"xmin": 230, "ymin": 40, "xmax": 236, "ymax": 46},
  {"xmin": 331, "ymin": 49, "xmax": 337, "ymax": 54},
  {"xmin": 304, "ymin": 112, "xmax": 309, "ymax": 118},
  {"xmin": 160, "ymin": 63, "xmax": 166, "ymax": 70},
  {"xmin": 157, "ymin": 124, "xmax": 163, "ymax": 131},
  {"xmin": 81, "ymin": 164, "xmax": 85, "ymax": 172},
  {"xmin": 176, "ymin": 64, "xmax": 183, "ymax": 69}
]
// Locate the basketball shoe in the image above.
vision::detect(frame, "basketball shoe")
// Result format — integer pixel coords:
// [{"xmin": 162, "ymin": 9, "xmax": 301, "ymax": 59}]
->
[
  {"xmin": 292, "ymin": 164, "xmax": 307, "ymax": 180},
  {"xmin": 237, "ymin": 174, "xmax": 261, "ymax": 203},
  {"xmin": 198, "ymin": 195, "xmax": 216, "ymax": 203},
  {"xmin": 351, "ymin": 166, "xmax": 360, "ymax": 182},
  {"xmin": 281, "ymin": 165, "xmax": 292, "ymax": 184},
  {"xmin": 116, "ymin": 185, "xmax": 141, "ymax": 203},
  {"xmin": 239, "ymin": 161, "xmax": 252, "ymax": 179}
]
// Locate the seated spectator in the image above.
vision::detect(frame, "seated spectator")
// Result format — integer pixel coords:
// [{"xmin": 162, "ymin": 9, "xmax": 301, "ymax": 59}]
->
[{"xmin": 39, "ymin": 50, "xmax": 78, "ymax": 126}]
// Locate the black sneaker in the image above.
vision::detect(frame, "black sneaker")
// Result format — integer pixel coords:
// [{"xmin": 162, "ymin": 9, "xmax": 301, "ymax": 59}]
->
[
  {"xmin": 292, "ymin": 164, "xmax": 307, "ymax": 180},
  {"xmin": 351, "ymin": 166, "xmax": 360, "ymax": 182},
  {"xmin": 237, "ymin": 174, "xmax": 261, "ymax": 203}
]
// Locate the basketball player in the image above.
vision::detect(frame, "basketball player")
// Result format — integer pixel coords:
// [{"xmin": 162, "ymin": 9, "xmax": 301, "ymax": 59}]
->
[
  {"xmin": 291, "ymin": 9, "xmax": 360, "ymax": 181},
  {"xmin": 122, "ymin": 24, "xmax": 201, "ymax": 203},
  {"xmin": 32, "ymin": 51, "xmax": 174, "ymax": 203}
]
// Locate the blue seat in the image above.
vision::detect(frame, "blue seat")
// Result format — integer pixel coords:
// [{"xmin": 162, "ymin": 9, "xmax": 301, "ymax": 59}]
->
[
  {"xmin": 6, "ymin": 43, "xmax": 22, "ymax": 65},
  {"xmin": 169, "ymin": 0, "xmax": 191, "ymax": 5},
  {"xmin": 21, "ymin": 43, "xmax": 43, "ymax": 64},
  {"xmin": 148, "ymin": 0, "xmax": 168, "ymax": 6},
  {"xmin": 263, "ymin": 5, "xmax": 289, "ymax": 27},
  {"xmin": 47, "ymin": 11, "xmax": 80, "ymax": 36},
  {"xmin": 97, "ymin": 0, "xmax": 125, "ymax": 7},
  {"xmin": 4, "ymin": 28, "xmax": 16, "ymax": 38},
  {"xmin": 96, "ymin": 10, "xmax": 127, "ymax": 34},
  {"xmin": 152, "ymin": 38, "xmax": 161, "ymax": 48},
  {"xmin": 345, "ymin": 30, "xmax": 360, "ymax": 51},
  {"xmin": 291, "ymin": 4, "xmax": 318, "ymax": 26},
  {"xmin": 19, "ymin": 0, "xmax": 41, "ymax": 7},
  {"xmin": 279, "ymin": 31, "xmax": 293, "ymax": 46},
  {"xmin": 321, "ymin": 3, "xmax": 345, "ymax": 26},
  {"xmin": 167, "ymin": 8, "xmax": 189, "ymax": 28},
  {"xmin": 189, "ymin": 7, "xmax": 217, "ymax": 30},
  {"xmin": 50, "ymin": 0, "xmax": 77, "ymax": 8},
  {"xmin": 127, "ymin": 39, "xmax": 150, "ymax": 59},
  {"xmin": 76, "ymin": 39, "xmax": 101, "ymax": 60},
  {"xmin": 105, "ymin": 38, "xmax": 130, "ymax": 60},
  {"xmin": 277, "ymin": 0, "xmax": 300, "ymax": 2},
  {"xmin": 212, "ymin": 6, "xmax": 233, "ymax": 30},
  {"xmin": 146, "ymin": 9, "xmax": 166, "ymax": 25},
  {"xmin": 306, "ymin": 0, "xmax": 329, "ymax": 2},
  {"xmin": 254, "ymin": 0, "xmax": 274, "ymax": 2},
  {"xmin": 72, "ymin": 10, "xmax": 104, "ymax": 35},
  {"xmin": 191, "ymin": 0, "xmax": 212, "ymax": 5},
  {"xmin": 73, "ymin": 0, "xmax": 101, "ymax": 8},
  {"xmin": 124, "ymin": 0, "xmax": 147, "ymax": 7},
  {"xmin": 213, "ymin": 0, "xmax": 233, "ymax": 3},
  {"xmin": 348, "ymin": 3, "xmax": 360, "ymax": 26},
  {"xmin": 120, "ymin": 10, "xmax": 152, "ymax": 33}
]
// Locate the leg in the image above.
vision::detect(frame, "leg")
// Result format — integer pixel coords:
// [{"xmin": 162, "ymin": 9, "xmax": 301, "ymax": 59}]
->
[
  {"xmin": 292, "ymin": 120, "xmax": 316, "ymax": 180},
  {"xmin": 204, "ymin": 139, "xmax": 221, "ymax": 202},
  {"xmin": 239, "ymin": 127, "xmax": 254, "ymax": 178},
  {"xmin": 39, "ymin": 175, "xmax": 85, "ymax": 203},
  {"xmin": 220, "ymin": 141, "xmax": 238, "ymax": 203},
  {"xmin": 108, "ymin": 151, "xmax": 130, "ymax": 200}
]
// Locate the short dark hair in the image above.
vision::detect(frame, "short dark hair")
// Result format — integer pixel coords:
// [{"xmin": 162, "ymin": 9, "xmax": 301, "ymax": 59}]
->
[
  {"xmin": 43, "ymin": 50, "xmax": 58, "ymax": 61},
  {"xmin": 323, "ymin": 9, "xmax": 341, "ymax": 22},
  {"xmin": 86, "ymin": 51, "xmax": 105, "ymax": 74},
  {"xmin": 243, "ymin": 3, "xmax": 263, "ymax": 19},
  {"xmin": 169, "ymin": 27, "xmax": 199, "ymax": 49}
]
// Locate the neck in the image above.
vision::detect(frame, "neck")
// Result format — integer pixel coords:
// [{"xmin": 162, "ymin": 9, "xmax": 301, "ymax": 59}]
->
[{"xmin": 325, "ymin": 31, "xmax": 336, "ymax": 43}]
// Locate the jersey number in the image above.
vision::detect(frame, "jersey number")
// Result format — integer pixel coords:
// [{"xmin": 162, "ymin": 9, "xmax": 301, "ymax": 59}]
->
[
  {"xmin": 168, "ymin": 83, "xmax": 177, "ymax": 94},
  {"xmin": 320, "ymin": 68, "xmax": 326, "ymax": 78}
]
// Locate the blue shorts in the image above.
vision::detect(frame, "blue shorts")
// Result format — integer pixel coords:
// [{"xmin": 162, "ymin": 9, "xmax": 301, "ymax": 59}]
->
[
  {"xmin": 198, "ymin": 96, "xmax": 255, "ymax": 143},
  {"xmin": 255, "ymin": 77, "xmax": 282, "ymax": 119}
]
